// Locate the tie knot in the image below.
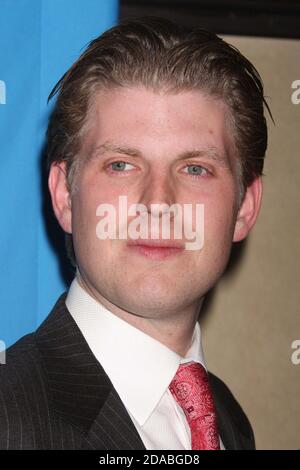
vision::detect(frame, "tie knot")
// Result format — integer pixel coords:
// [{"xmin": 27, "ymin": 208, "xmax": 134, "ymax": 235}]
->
[
  {"xmin": 169, "ymin": 362, "xmax": 212, "ymax": 420},
  {"xmin": 177, "ymin": 361, "xmax": 208, "ymax": 386}
]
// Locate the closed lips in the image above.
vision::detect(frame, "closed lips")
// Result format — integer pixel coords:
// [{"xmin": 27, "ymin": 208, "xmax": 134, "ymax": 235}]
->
[{"xmin": 126, "ymin": 240, "xmax": 185, "ymax": 249}]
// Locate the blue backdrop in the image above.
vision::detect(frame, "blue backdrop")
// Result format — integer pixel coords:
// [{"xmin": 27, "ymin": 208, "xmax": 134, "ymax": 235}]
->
[{"xmin": 0, "ymin": 0, "xmax": 118, "ymax": 348}]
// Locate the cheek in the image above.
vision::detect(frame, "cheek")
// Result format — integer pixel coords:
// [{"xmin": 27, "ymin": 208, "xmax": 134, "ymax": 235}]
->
[
  {"xmin": 71, "ymin": 174, "xmax": 130, "ymax": 261},
  {"xmin": 188, "ymin": 199, "xmax": 236, "ymax": 284},
  {"xmin": 202, "ymin": 192, "xmax": 237, "ymax": 248},
  {"xmin": 71, "ymin": 184, "xmax": 102, "ymax": 256}
]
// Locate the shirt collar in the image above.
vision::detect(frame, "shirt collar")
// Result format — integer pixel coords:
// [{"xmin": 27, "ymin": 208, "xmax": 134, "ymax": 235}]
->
[{"xmin": 65, "ymin": 276, "xmax": 206, "ymax": 426}]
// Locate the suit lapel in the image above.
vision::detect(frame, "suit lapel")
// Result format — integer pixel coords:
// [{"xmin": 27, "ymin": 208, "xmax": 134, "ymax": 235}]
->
[
  {"xmin": 35, "ymin": 293, "xmax": 146, "ymax": 450},
  {"xmin": 212, "ymin": 390, "xmax": 240, "ymax": 450},
  {"xmin": 209, "ymin": 372, "xmax": 254, "ymax": 450},
  {"xmin": 83, "ymin": 388, "xmax": 146, "ymax": 450}
]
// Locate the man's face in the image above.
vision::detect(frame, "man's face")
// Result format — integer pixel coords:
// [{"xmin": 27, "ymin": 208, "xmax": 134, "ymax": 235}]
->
[{"xmin": 51, "ymin": 87, "xmax": 257, "ymax": 318}]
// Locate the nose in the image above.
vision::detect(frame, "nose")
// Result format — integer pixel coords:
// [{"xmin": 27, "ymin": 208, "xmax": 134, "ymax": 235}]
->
[{"xmin": 139, "ymin": 168, "xmax": 177, "ymax": 217}]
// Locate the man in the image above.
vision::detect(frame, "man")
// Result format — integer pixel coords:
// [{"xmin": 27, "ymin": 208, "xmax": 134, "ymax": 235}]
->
[{"xmin": 0, "ymin": 17, "xmax": 269, "ymax": 450}]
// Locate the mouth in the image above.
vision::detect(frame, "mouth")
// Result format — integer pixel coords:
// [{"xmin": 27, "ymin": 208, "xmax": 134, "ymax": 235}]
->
[{"xmin": 126, "ymin": 239, "xmax": 185, "ymax": 260}]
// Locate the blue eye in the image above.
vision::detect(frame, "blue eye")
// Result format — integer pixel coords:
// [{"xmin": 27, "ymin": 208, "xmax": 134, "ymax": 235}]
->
[
  {"xmin": 184, "ymin": 165, "xmax": 208, "ymax": 176},
  {"xmin": 110, "ymin": 161, "xmax": 134, "ymax": 171}
]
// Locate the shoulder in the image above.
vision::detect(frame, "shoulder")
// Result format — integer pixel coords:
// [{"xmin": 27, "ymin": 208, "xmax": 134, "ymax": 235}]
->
[
  {"xmin": 0, "ymin": 294, "xmax": 87, "ymax": 449},
  {"xmin": 0, "ymin": 333, "xmax": 48, "ymax": 449},
  {"xmin": 208, "ymin": 372, "xmax": 255, "ymax": 449},
  {"xmin": 0, "ymin": 332, "xmax": 43, "ymax": 394}
]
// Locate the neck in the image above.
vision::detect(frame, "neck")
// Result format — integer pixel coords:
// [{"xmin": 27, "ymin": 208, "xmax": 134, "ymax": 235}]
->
[{"xmin": 76, "ymin": 272, "xmax": 203, "ymax": 357}]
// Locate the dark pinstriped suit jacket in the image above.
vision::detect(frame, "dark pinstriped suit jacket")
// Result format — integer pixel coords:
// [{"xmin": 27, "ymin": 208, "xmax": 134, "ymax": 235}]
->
[{"xmin": 0, "ymin": 293, "xmax": 255, "ymax": 450}]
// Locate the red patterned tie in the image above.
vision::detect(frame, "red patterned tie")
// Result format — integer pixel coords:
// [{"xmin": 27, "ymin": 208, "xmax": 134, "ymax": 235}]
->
[{"xmin": 169, "ymin": 361, "xmax": 220, "ymax": 450}]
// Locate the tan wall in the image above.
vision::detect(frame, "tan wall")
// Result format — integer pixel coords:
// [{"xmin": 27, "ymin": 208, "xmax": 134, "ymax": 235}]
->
[{"xmin": 202, "ymin": 36, "xmax": 300, "ymax": 450}]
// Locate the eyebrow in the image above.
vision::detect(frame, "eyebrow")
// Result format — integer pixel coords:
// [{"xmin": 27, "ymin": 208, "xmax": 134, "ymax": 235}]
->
[{"xmin": 89, "ymin": 141, "xmax": 231, "ymax": 169}]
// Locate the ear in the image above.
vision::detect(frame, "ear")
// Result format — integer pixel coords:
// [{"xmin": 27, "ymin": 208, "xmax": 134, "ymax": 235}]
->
[
  {"xmin": 233, "ymin": 176, "xmax": 263, "ymax": 242},
  {"xmin": 48, "ymin": 161, "xmax": 72, "ymax": 234}
]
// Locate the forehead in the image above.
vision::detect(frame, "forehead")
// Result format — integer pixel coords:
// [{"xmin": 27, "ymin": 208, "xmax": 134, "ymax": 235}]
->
[{"xmin": 83, "ymin": 86, "xmax": 235, "ymax": 165}]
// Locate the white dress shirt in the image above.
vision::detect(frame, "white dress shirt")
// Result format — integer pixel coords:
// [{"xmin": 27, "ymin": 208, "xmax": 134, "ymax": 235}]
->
[{"xmin": 65, "ymin": 277, "xmax": 224, "ymax": 450}]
